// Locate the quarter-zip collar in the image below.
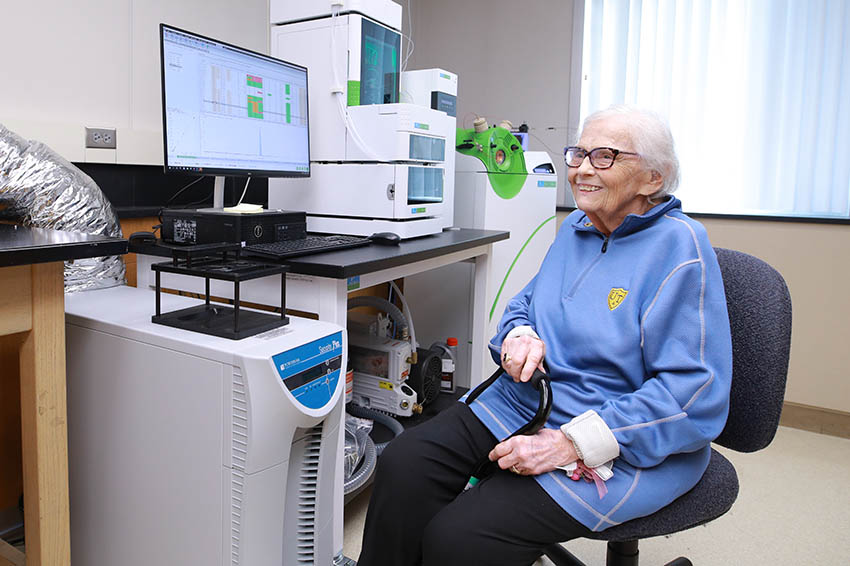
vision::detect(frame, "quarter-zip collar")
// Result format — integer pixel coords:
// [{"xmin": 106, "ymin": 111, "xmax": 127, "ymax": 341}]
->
[{"xmin": 571, "ymin": 196, "xmax": 681, "ymax": 237}]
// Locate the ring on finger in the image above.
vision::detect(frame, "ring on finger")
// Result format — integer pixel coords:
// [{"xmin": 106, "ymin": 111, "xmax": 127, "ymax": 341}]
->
[
  {"xmin": 503, "ymin": 352, "xmax": 512, "ymax": 364},
  {"xmin": 510, "ymin": 465, "xmax": 521, "ymax": 474}
]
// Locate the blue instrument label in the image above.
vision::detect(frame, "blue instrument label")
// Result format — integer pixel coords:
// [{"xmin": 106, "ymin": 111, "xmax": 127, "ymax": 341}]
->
[{"xmin": 273, "ymin": 331, "xmax": 344, "ymax": 409}]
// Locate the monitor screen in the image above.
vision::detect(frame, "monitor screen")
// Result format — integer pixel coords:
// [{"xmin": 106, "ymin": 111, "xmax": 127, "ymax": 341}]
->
[{"xmin": 160, "ymin": 24, "xmax": 310, "ymax": 177}]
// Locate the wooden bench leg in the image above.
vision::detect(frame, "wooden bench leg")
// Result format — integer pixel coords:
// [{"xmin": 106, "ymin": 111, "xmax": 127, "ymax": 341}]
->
[{"xmin": 18, "ymin": 262, "xmax": 71, "ymax": 566}]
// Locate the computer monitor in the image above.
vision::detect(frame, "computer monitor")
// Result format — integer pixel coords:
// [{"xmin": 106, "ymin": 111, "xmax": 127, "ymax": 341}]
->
[{"xmin": 160, "ymin": 24, "xmax": 310, "ymax": 207}]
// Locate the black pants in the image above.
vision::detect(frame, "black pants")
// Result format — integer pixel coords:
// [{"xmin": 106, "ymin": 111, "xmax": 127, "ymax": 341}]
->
[{"xmin": 357, "ymin": 402, "xmax": 592, "ymax": 566}]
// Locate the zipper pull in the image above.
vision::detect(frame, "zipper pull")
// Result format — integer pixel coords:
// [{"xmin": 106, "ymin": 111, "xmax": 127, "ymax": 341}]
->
[{"xmin": 601, "ymin": 238, "xmax": 609, "ymax": 253}]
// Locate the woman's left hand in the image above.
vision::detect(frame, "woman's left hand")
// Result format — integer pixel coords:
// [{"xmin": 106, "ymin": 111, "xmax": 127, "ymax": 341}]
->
[{"xmin": 488, "ymin": 428, "xmax": 578, "ymax": 476}]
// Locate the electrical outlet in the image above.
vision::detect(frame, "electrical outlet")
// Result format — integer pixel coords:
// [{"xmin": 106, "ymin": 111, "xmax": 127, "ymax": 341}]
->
[{"xmin": 85, "ymin": 127, "xmax": 117, "ymax": 149}]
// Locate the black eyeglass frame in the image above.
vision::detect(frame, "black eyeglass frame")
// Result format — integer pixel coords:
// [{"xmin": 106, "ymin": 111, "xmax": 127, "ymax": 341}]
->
[{"xmin": 563, "ymin": 146, "xmax": 640, "ymax": 169}]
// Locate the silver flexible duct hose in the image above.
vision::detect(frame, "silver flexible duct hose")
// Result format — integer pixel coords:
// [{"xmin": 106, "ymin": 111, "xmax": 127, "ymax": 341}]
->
[{"xmin": 0, "ymin": 123, "xmax": 125, "ymax": 292}]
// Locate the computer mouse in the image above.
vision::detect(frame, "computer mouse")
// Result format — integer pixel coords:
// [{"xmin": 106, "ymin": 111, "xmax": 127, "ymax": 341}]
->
[
  {"xmin": 369, "ymin": 232, "xmax": 401, "ymax": 246},
  {"xmin": 128, "ymin": 231, "xmax": 158, "ymax": 245}
]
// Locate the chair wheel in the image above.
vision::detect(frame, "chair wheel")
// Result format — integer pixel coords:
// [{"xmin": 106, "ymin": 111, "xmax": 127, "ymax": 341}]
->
[{"xmin": 664, "ymin": 558, "xmax": 693, "ymax": 566}]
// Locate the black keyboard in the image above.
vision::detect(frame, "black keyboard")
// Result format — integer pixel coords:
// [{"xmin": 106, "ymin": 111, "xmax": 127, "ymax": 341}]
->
[{"xmin": 243, "ymin": 234, "xmax": 371, "ymax": 259}]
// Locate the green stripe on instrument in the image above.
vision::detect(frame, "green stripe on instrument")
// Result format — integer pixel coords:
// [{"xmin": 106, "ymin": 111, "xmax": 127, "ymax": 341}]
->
[{"xmin": 489, "ymin": 215, "xmax": 557, "ymax": 321}]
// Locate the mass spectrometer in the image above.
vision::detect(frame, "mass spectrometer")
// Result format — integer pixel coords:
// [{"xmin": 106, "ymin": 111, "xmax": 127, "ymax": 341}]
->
[
  {"xmin": 65, "ymin": 285, "xmax": 348, "ymax": 566},
  {"xmin": 404, "ymin": 123, "xmax": 557, "ymax": 385},
  {"xmin": 268, "ymin": 0, "xmax": 457, "ymax": 238},
  {"xmin": 454, "ymin": 123, "xmax": 558, "ymax": 343}
]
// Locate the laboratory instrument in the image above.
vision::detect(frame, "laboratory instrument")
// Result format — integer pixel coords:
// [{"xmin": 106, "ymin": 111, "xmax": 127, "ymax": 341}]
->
[
  {"xmin": 160, "ymin": 208, "xmax": 307, "ymax": 245},
  {"xmin": 65, "ymin": 286, "xmax": 348, "ymax": 565},
  {"xmin": 401, "ymin": 68, "xmax": 458, "ymax": 117},
  {"xmin": 348, "ymin": 332, "xmax": 419, "ymax": 417},
  {"xmin": 268, "ymin": 0, "xmax": 457, "ymax": 238}
]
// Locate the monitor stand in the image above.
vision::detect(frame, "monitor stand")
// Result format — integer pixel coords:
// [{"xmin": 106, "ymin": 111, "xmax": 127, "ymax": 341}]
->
[
  {"xmin": 213, "ymin": 176, "xmax": 225, "ymax": 209},
  {"xmin": 196, "ymin": 176, "xmax": 267, "ymax": 214},
  {"xmin": 196, "ymin": 176, "xmax": 227, "ymax": 213}
]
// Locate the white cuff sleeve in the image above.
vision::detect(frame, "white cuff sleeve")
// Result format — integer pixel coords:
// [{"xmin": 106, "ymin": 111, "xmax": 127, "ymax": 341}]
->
[
  {"xmin": 560, "ymin": 410, "xmax": 619, "ymax": 468},
  {"xmin": 506, "ymin": 325, "xmax": 541, "ymax": 340}
]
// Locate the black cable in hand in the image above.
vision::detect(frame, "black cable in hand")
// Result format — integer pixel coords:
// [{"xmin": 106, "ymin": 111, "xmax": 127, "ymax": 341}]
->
[{"xmin": 463, "ymin": 365, "xmax": 552, "ymax": 490}]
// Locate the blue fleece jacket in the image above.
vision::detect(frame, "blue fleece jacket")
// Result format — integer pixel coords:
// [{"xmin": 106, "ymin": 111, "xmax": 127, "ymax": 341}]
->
[{"xmin": 468, "ymin": 197, "xmax": 732, "ymax": 531}]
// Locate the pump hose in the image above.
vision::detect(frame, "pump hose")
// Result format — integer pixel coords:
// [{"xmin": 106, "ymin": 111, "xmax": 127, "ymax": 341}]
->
[
  {"xmin": 347, "ymin": 295, "xmax": 410, "ymax": 340},
  {"xmin": 344, "ymin": 434, "xmax": 377, "ymax": 496},
  {"xmin": 347, "ymin": 403, "xmax": 405, "ymax": 456}
]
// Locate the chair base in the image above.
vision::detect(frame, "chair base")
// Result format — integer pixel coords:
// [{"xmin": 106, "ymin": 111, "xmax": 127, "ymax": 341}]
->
[
  {"xmin": 543, "ymin": 542, "xmax": 586, "ymax": 566},
  {"xmin": 543, "ymin": 541, "xmax": 692, "ymax": 566}
]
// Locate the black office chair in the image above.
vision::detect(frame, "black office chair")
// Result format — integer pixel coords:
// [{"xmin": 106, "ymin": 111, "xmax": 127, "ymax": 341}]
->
[{"xmin": 543, "ymin": 248, "xmax": 792, "ymax": 566}]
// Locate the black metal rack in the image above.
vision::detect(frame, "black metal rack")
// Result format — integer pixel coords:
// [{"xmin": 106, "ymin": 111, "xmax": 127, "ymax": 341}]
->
[{"xmin": 150, "ymin": 243, "xmax": 289, "ymax": 340}]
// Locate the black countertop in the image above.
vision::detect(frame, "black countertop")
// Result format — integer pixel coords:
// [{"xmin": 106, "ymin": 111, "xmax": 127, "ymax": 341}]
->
[
  {"xmin": 131, "ymin": 228, "xmax": 510, "ymax": 279},
  {"xmin": 285, "ymin": 229, "xmax": 509, "ymax": 278},
  {"xmin": 0, "ymin": 224, "xmax": 128, "ymax": 268}
]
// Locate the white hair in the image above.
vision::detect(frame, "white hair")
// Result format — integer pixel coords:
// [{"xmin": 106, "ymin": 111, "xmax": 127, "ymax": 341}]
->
[{"xmin": 579, "ymin": 105, "xmax": 681, "ymax": 198}]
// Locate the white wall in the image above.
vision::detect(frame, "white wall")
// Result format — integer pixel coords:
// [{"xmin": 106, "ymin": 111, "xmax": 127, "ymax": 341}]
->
[
  {"xmin": 700, "ymin": 218, "xmax": 850, "ymax": 414},
  {"xmin": 0, "ymin": 0, "xmax": 269, "ymax": 165},
  {"xmin": 407, "ymin": 0, "xmax": 578, "ymax": 206}
]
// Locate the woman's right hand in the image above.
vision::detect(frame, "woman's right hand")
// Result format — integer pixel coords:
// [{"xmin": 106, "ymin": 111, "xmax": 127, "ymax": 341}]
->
[{"xmin": 500, "ymin": 334, "xmax": 546, "ymax": 383}]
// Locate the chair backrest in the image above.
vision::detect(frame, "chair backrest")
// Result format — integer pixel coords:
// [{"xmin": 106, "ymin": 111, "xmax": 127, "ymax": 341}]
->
[{"xmin": 713, "ymin": 248, "xmax": 792, "ymax": 453}]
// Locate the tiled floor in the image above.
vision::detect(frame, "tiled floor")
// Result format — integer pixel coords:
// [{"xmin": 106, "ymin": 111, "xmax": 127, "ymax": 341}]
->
[{"xmin": 343, "ymin": 426, "xmax": 850, "ymax": 564}]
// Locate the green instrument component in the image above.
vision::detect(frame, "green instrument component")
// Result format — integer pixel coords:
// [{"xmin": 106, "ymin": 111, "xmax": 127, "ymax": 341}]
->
[{"xmin": 455, "ymin": 126, "xmax": 527, "ymax": 199}]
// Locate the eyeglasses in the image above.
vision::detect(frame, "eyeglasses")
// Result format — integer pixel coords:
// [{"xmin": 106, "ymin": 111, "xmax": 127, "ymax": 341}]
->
[{"xmin": 564, "ymin": 146, "xmax": 640, "ymax": 169}]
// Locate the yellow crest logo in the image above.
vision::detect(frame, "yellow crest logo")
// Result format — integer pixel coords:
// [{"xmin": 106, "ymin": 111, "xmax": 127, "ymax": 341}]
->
[{"xmin": 607, "ymin": 288, "xmax": 628, "ymax": 311}]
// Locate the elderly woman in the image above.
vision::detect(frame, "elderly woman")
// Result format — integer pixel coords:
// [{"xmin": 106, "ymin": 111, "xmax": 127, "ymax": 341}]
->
[{"xmin": 357, "ymin": 105, "xmax": 732, "ymax": 566}]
